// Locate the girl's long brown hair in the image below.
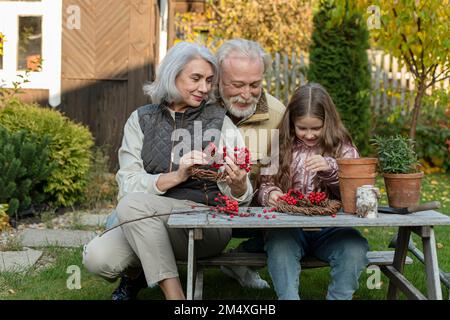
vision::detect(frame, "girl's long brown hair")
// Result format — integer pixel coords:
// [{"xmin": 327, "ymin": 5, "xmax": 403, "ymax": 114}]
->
[{"xmin": 263, "ymin": 83, "xmax": 356, "ymax": 193}]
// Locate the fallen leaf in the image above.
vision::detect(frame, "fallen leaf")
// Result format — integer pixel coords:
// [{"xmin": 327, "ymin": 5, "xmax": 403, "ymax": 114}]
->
[
  {"xmin": 431, "ymin": 180, "xmax": 438, "ymax": 185},
  {"xmin": 8, "ymin": 289, "xmax": 16, "ymax": 294},
  {"xmin": 437, "ymin": 243, "xmax": 444, "ymax": 249},
  {"xmin": 363, "ymin": 228, "xmax": 369, "ymax": 234}
]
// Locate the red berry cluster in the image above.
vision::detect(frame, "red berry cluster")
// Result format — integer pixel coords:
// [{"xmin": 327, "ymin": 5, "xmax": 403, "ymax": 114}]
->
[
  {"xmin": 207, "ymin": 143, "xmax": 252, "ymax": 172},
  {"xmin": 308, "ymin": 191, "xmax": 327, "ymax": 205},
  {"xmin": 212, "ymin": 193, "xmax": 239, "ymax": 214},
  {"xmin": 278, "ymin": 189, "xmax": 328, "ymax": 207},
  {"xmin": 233, "ymin": 146, "xmax": 252, "ymax": 172},
  {"xmin": 278, "ymin": 189, "xmax": 306, "ymax": 206}
]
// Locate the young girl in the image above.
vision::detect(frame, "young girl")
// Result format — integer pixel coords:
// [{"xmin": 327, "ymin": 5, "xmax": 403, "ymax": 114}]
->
[{"xmin": 257, "ymin": 83, "xmax": 369, "ymax": 300}]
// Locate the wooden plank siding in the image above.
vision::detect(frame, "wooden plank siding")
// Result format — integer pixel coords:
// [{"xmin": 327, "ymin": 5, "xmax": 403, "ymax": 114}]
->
[{"xmin": 56, "ymin": 0, "xmax": 158, "ymax": 170}]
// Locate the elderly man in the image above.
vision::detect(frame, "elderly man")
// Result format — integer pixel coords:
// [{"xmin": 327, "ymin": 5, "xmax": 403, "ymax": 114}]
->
[{"xmin": 215, "ymin": 39, "xmax": 285, "ymax": 289}]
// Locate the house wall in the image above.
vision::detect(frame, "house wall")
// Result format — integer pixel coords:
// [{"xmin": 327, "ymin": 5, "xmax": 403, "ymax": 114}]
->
[{"xmin": 56, "ymin": 0, "xmax": 159, "ymax": 170}]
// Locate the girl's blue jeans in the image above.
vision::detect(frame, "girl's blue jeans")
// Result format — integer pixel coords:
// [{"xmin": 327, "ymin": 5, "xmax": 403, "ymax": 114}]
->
[{"xmin": 264, "ymin": 227, "xmax": 369, "ymax": 300}]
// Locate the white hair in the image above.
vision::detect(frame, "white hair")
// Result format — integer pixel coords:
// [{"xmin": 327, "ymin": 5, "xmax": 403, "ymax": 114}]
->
[
  {"xmin": 143, "ymin": 42, "xmax": 218, "ymax": 104},
  {"xmin": 216, "ymin": 38, "xmax": 272, "ymax": 75}
]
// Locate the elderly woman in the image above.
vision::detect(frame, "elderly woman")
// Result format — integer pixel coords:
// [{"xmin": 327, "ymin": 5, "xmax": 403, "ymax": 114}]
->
[{"xmin": 82, "ymin": 42, "xmax": 253, "ymax": 300}]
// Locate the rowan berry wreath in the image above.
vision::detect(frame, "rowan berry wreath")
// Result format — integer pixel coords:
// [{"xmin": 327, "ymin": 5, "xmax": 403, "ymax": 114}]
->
[
  {"xmin": 275, "ymin": 189, "xmax": 341, "ymax": 216},
  {"xmin": 189, "ymin": 143, "xmax": 252, "ymax": 182}
]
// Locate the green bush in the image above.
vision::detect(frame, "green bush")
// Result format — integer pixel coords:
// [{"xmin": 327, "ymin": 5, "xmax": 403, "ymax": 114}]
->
[
  {"xmin": 307, "ymin": 0, "xmax": 372, "ymax": 155},
  {"xmin": 0, "ymin": 126, "xmax": 56, "ymax": 217},
  {"xmin": 0, "ymin": 99, "xmax": 94, "ymax": 207}
]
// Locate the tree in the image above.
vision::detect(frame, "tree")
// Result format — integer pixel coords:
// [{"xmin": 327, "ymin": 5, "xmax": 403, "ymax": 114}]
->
[
  {"xmin": 175, "ymin": 0, "xmax": 314, "ymax": 55},
  {"xmin": 328, "ymin": 0, "xmax": 449, "ymax": 142},
  {"xmin": 308, "ymin": 0, "xmax": 372, "ymax": 155},
  {"xmin": 373, "ymin": 0, "xmax": 449, "ymax": 141}
]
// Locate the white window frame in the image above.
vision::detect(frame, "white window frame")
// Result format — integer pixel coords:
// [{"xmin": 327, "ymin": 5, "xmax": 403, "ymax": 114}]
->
[
  {"xmin": 159, "ymin": 0, "xmax": 168, "ymax": 63},
  {"xmin": 0, "ymin": 0, "xmax": 62, "ymax": 107}
]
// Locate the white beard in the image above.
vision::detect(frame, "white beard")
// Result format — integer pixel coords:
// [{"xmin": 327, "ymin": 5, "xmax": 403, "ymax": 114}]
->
[{"xmin": 220, "ymin": 87, "xmax": 260, "ymax": 119}]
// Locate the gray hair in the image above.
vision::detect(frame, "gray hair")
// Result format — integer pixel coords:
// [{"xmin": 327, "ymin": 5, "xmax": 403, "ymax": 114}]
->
[
  {"xmin": 216, "ymin": 38, "xmax": 272, "ymax": 75},
  {"xmin": 143, "ymin": 41, "xmax": 218, "ymax": 104}
]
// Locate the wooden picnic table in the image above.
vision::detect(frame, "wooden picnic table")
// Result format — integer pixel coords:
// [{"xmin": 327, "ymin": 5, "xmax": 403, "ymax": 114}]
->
[{"xmin": 168, "ymin": 207, "xmax": 450, "ymax": 300}]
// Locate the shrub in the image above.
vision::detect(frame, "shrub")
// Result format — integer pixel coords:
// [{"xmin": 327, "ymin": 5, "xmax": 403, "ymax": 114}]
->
[
  {"xmin": 307, "ymin": 0, "xmax": 372, "ymax": 155},
  {"xmin": 82, "ymin": 145, "xmax": 118, "ymax": 209},
  {"xmin": 0, "ymin": 126, "xmax": 56, "ymax": 217},
  {"xmin": 371, "ymin": 135, "xmax": 420, "ymax": 174},
  {"xmin": 0, "ymin": 100, "xmax": 94, "ymax": 207}
]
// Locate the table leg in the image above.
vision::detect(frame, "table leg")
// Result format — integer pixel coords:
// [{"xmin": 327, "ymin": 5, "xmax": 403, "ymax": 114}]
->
[
  {"xmin": 421, "ymin": 226, "xmax": 442, "ymax": 300},
  {"xmin": 387, "ymin": 227, "xmax": 411, "ymax": 300},
  {"xmin": 186, "ymin": 229, "xmax": 197, "ymax": 300}
]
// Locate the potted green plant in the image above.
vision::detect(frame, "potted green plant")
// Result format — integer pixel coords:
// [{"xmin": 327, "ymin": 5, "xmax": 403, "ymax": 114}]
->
[{"xmin": 371, "ymin": 135, "xmax": 423, "ymax": 208}]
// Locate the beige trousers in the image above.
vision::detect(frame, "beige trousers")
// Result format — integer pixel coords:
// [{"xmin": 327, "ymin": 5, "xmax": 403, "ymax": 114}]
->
[{"xmin": 82, "ymin": 193, "xmax": 231, "ymax": 286}]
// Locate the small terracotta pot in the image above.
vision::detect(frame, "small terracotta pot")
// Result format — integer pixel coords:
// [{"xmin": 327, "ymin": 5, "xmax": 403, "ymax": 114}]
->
[
  {"xmin": 383, "ymin": 172, "xmax": 424, "ymax": 208},
  {"xmin": 336, "ymin": 158, "xmax": 379, "ymax": 214},
  {"xmin": 338, "ymin": 173, "xmax": 377, "ymax": 214},
  {"xmin": 337, "ymin": 158, "xmax": 378, "ymax": 175}
]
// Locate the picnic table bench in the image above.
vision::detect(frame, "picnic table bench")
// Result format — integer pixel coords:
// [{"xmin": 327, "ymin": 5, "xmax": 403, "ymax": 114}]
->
[{"xmin": 168, "ymin": 207, "xmax": 450, "ymax": 300}]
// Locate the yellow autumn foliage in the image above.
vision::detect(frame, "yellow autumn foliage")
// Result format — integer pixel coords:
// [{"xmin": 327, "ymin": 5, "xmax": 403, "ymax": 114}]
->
[
  {"xmin": 0, "ymin": 32, "xmax": 4, "ymax": 56},
  {"xmin": 175, "ymin": 0, "xmax": 314, "ymax": 55},
  {"xmin": 0, "ymin": 204, "xmax": 10, "ymax": 233}
]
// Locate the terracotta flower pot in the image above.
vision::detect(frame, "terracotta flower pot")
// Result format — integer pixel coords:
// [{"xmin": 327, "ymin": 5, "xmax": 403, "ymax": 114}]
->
[
  {"xmin": 337, "ymin": 157, "xmax": 378, "ymax": 175},
  {"xmin": 337, "ymin": 158, "xmax": 379, "ymax": 214},
  {"xmin": 383, "ymin": 172, "xmax": 424, "ymax": 208}
]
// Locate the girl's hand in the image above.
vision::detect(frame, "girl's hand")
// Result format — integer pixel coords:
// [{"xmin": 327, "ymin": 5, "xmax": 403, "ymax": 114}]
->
[
  {"xmin": 305, "ymin": 155, "xmax": 331, "ymax": 173},
  {"xmin": 268, "ymin": 190, "xmax": 284, "ymax": 207},
  {"xmin": 224, "ymin": 156, "xmax": 247, "ymax": 197},
  {"xmin": 176, "ymin": 150, "xmax": 208, "ymax": 182}
]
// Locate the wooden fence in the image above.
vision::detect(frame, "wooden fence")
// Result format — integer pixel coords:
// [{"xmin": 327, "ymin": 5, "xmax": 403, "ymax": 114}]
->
[{"xmin": 265, "ymin": 50, "xmax": 449, "ymax": 112}]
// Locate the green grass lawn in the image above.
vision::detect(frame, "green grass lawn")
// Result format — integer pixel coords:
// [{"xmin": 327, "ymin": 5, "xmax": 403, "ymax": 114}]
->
[{"xmin": 1, "ymin": 173, "xmax": 449, "ymax": 300}]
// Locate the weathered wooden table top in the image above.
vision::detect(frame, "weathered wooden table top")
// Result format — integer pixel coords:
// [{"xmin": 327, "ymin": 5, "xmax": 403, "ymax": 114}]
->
[{"xmin": 168, "ymin": 207, "xmax": 450, "ymax": 229}]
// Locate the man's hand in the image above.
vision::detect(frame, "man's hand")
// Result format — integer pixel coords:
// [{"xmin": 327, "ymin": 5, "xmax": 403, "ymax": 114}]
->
[
  {"xmin": 268, "ymin": 190, "xmax": 284, "ymax": 207},
  {"xmin": 224, "ymin": 156, "xmax": 248, "ymax": 198},
  {"xmin": 305, "ymin": 155, "xmax": 331, "ymax": 173}
]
